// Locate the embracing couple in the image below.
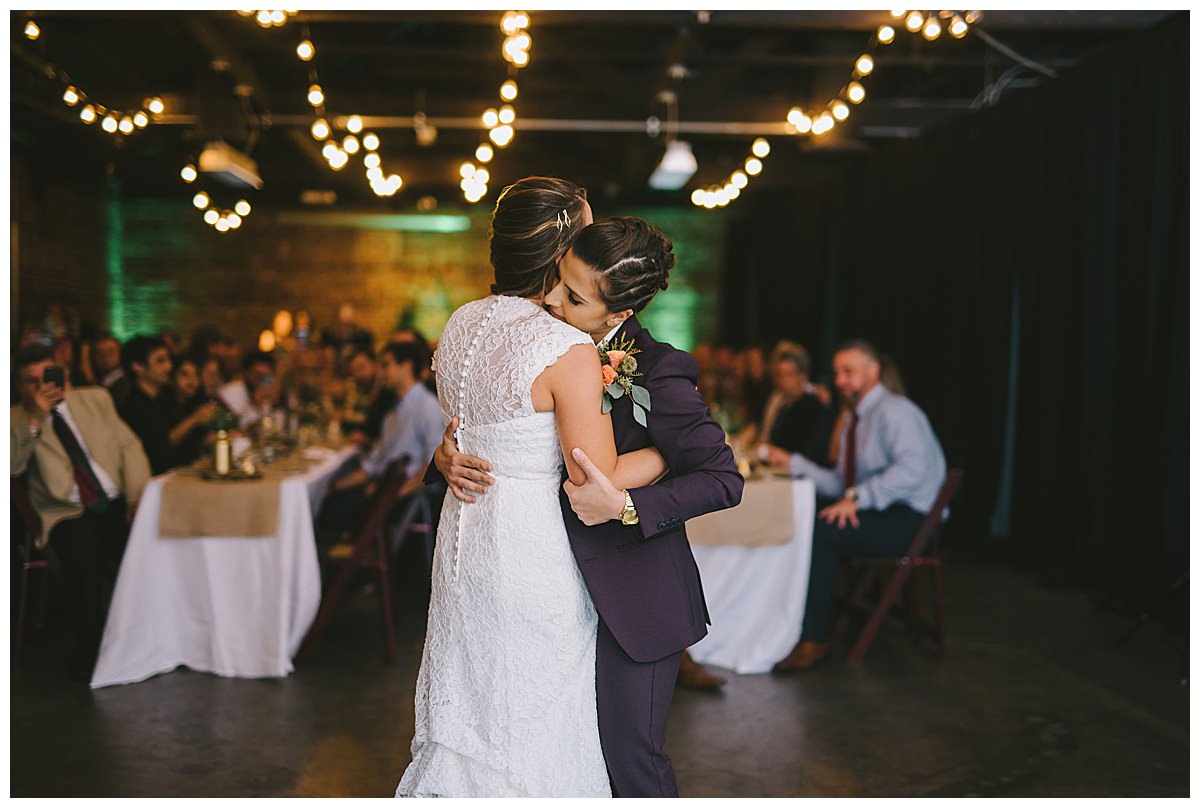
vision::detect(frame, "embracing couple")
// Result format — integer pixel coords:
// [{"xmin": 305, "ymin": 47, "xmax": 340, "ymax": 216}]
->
[{"xmin": 395, "ymin": 177, "xmax": 744, "ymax": 798}]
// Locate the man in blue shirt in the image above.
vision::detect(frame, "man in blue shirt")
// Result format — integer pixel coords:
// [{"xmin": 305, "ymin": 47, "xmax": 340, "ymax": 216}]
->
[
  {"xmin": 762, "ymin": 338, "xmax": 946, "ymax": 670},
  {"xmin": 318, "ymin": 341, "xmax": 443, "ymax": 534}
]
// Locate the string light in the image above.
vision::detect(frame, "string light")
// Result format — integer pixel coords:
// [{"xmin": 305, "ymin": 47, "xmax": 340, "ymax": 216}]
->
[
  {"xmin": 482, "ymin": 108, "xmax": 500, "ymax": 128},
  {"xmin": 855, "ymin": 54, "xmax": 875, "ymax": 76},
  {"xmin": 949, "ymin": 15, "xmax": 969, "ymax": 38},
  {"xmin": 751, "ymin": 138, "xmax": 770, "ymax": 158},
  {"xmin": 343, "ymin": 135, "xmax": 360, "ymax": 154},
  {"xmin": 307, "ymin": 84, "xmax": 324, "ymax": 107},
  {"xmin": 146, "ymin": 97, "xmax": 165, "ymax": 115},
  {"xmin": 923, "ymin": 15, "xmax": 942, "ymax": 40},
  {"xmin": 80, "ymin": 105, "xmax": 97, "ymax": 124},
  {"xmin": 181, "ymin": 165, "xmax": 198, "ymax": 183},
  {"xmin": 311, "ymin": 118, "xmax": 330, "ymax": 140},
  {"xmin": 498, "ymin": 105, "xmax": 516, "ymax": 125},
  {"xmin": 133, "ymin": 111, "xmax": 149, "ymax": 128},
  {"xmin": 296, "ymin": 39, "xmax": 314, "ymax": 60},
  {"xmin": 787, "ymin": 107, "xmax": 813, "ymax": 134},
  {"xmin": 500, "ymin": 80, "xmax": 518, "ymax": 102},
  {"xmin": 878, "ymin": 25, "xmax": 896, "ymax": 44},
  {"xmin": 906, "ymin": 10, "xmax": 924, "ymax": 31},
  {"xmin": 363, "ymin": 152, "xmax": 381, "ymax": 169},
  {"xmin": 831, "ymin": 101, "xmax": 850, "ymax": 121},
  {"xmin": 24, "ymin": 19, "xmax": 40, "ymax": 40},
  {"xmin": 362, "ymin": 132, "xmax": 379, "ymax": 151},
  {"xmin": 118, "ymin": 116, "xmax": 135, "ymax": 134},
  {"xmin": 744, "ymin": 157, "xmax": 762, "ymax": 176},
  {"xmin": 204, "ymin": 209, "xmax": 220, "ymax": 225},
  {"xmin": 475, "ymin": 143, "xmax": 494, "ymax": 163},
  {"xmin": 847, "ymin": 81, "xmax": 866, "ymax": 104},
  {"xmin": 101, "ymin": 115, "xmax": 118, "ymax": 133},
  {"xmin": 235, "ymin": 200, "xmax": 252, "ymax": 216},
  {"xmin": 62, "ymin": 86, "xmax": 80, "ymax": 106},
  {"xmin": 321, "ymin": 141, "xmax": 339, "ymax": 160},
  {"xmin": 193, "ymin": 192, "xmax": 210, "ymax": 209},
  {"xmin": 346, "ymin": 115, "xmax": 363, "ymax": 133},
  {"xmin": 890, "ymin": 10, "xmax": 907, "ymax": 19},
  {"xmin": 489, "ymin": 125, "xmax": 514, "ymax": 147}
]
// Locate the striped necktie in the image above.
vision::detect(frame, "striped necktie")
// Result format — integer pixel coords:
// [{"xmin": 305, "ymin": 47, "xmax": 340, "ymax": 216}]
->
[{"xmin": 50, "ymin": 410, "xmax": 110, "ymax": 514}]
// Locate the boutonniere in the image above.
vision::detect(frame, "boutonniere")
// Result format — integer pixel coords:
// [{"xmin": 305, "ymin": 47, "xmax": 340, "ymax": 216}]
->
[{"xmin": 599, "ymin": 335, "xmax": 651, "ymax": 427}]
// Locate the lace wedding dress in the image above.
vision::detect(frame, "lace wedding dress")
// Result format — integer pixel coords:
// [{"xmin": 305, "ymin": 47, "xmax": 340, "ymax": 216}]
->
[{"xmin": 396, "ymin": 295, "xmax": 611, "ymax": 798}]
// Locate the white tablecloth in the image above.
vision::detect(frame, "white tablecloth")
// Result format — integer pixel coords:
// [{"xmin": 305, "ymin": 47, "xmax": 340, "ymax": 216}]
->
[
  {"xmin": 90, "ymin": 447, "xmax": 354, "ymax": 689},
  {"xmin": 689, "ymin": 477, "xmax": 816, "ymax": 674}
]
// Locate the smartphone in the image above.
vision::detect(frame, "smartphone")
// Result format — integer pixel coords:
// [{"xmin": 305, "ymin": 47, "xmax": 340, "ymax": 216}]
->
[{"xmin": 42, "ymin": 366, "xmax": 66, "ymax": 387}]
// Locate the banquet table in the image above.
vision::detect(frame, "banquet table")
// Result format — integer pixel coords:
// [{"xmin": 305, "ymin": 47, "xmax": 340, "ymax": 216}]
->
[
  {"xmin": 90, "ymin": 445, "xmax": 355, "ymax": 689},
  {"xmin": 687, "ymin": 476, "xmax": 816, "ymax": 674}
]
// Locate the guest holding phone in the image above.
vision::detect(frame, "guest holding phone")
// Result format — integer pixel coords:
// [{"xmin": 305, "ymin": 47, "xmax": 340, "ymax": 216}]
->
[{"xmin": 11, "ymin": 344, "xmax": 151, "ymax": 681}]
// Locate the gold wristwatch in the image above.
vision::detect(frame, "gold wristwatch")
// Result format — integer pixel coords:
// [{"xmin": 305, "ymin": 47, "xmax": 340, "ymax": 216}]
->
[{"xmin": 620, "ymin": 489, "xmax": 639, "ymax": 525}]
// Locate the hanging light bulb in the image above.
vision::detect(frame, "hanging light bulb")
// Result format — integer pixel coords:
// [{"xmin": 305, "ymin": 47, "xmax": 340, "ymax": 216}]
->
[
  {"xmin": 744, "ymin": 157, "xmax": 763, "ymax": 176},
  {"xmin": 949, "ymin": 15, "xmax": 969, "ymax": 38},
  {"xmin": 269, "ymin": 10, "xmax": 286, "ymax": 25},
  {"xmin": 181, "ymin": 165, "xmax": 198, "ymax": 183},
  {"xmin": 498, "ymin": 105, "xmax": 516, "ymax": 125},
  {"xmin": 24, "ymin": 19, "xmax": 40, "ymax": 39},
  {"xmin": 133, "ymin": 111, "xmax": 149, "ymax": 128},
  {"xmin": 329, "ymin": 150, "xmax": 348, "ymax": 170},
  {"xmin": 363, "ymin": 152, "xmax": 381, "ymax": 169},
  {"xmin": 460, "ymin": 162, "xmax": 477, "ymax": 179},
  {"xmin": 855, "ymin": 54, "xmax": 875, "ymax": 76},
  {"xmin": 482, "ymin": 108, "xmax": 500, "ymax": 128},
  {"xmin": 512, "ymin": 50, "xmax": 530, "ymax": 67},
  {"xmin": 905, "ymin": 10, "xmax": 924, "ymax": 31},
  {"xmin": 147, "ymin": 97, "xmax": 165, "ymax": 115},
  {"xmin": 343, "ymin": 135, "xmax": 360, "ymax": 154},
  {"xmin": 965, "ymin": 10, "xmax": 982, "ymax": 24},
  {"xmin": 296, "ymin": 39, "xmax": 314, "ymax": 61},
  {"xmin": 101, "ymin": 115, "xmax": 119, "ymax": 133},
  {"xmin": 489, "ymin": 125, "xmax": 515, "ymax": 147},
  {"xmin": 215, "ymin": 218, "xmax": 230, "ymax": 232},
  {"xmin": 307, "ymin": 84, "xmax": 324, "ymax": 107},
  {"xmin": 311, "ymin": 118, "xmax": 330, "ymax": 140},
  {"xmin": 256, "ymin": 10, "xmax": 272, "ymax": 26},
  {"xmin": 751, "ymin": 138, "xmax": 770, "ymax": 158},
  {"xmin": 235, "ymin": 199, "xmax": 252, "ymax": 216},
  {"xmin": 831, "ymin": 101, "xmax": 850, "ymax": 121},
  {"xmin": 890, "ymin": 10, "xmax": 906, "ymax": 19},
  {"xmin": 226, "ymin": 212, "xmax": 242, "ymax": 229},
  {"xmin": 118, "ymin": 116, "xmax": 135, "ymax": 134},
  {"xmin": 362, "ymin": 132, "xmax": 379, "ymax": 151},
  {"xmin": 787, "ymin": 107, "xmax": 813, "ymax": 134},
  {"xmin": 474, "ymin": 169, "xmax": 489, "ymax": 185},
  {"xmin": 193, "ymin": 191, "xmax": 210, "ymax": 209},
  {"xmin": 847, "ymin": 81, "xmax": 866, "ymax": 104},
  {"xmin": 878, "ymin": 24, "xmax": 896, "ymax": 44},
  {"xmin": 813, "ymin": 112, "xmax": 836, "ymax": 135},
  {"xmin": 475, "ymin": 143, "xmax": 494, "ymax": 163},
  {"xmin": 346, "ymin": 115, "xmax": 363, "ymax": 133},
  {"xmin": 499, "ymin": 80, "xmax": 518, "ymax": 102},
  {"xmin": 923, "ymin": 15, "xmax": 942, "ymax": 40},
  {"xmin": 204, "ymin": 209, "xmax": 220, "ymax": 225},
  {"xmin": 322, "ymin": 140, "xmax": 339, "ymax": 160},
  {"xmin": 731, "ymin": 171, "xmax": 748, "ymax": 189},
  {"xmin": 690, "ymin": 189, "xmax": 705, "ymax": 206},
  {"xmin": 80, "ymin": 105, "xmax": 97, "ymax": 124},
  {"xmin": 62, "ymin": 87, "xmax": 80, "ymax": 106},
  {"xmin": 367, "ymin": 166, "xmax": 384, "ymax": 182}
]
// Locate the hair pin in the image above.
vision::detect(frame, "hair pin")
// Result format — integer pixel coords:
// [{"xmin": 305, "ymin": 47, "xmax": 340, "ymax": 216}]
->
[{"xmin": 556, "ymin": 209, "xmax": 571, "ymax": 232}]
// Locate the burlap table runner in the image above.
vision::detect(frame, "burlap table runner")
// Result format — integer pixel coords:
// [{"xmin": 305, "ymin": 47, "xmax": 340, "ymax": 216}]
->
[
  {"xmin": 687, "ymin": 476, "xmax": 796, "ymax": 547},
  {"xmin": 159, "ymin": 473, "xmax": 284, "ymax": 538}
]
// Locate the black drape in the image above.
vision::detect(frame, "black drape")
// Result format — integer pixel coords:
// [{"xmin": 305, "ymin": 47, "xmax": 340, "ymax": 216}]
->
[{"xmin": 722, "ymin": 14, "xmax": 1188, "ymax": 606}]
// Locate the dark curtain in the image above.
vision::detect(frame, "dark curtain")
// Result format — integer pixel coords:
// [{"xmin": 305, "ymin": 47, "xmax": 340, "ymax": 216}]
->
[{"xmin": 722, "ymin": 14, "xmax": 1188, "ymax": 607}]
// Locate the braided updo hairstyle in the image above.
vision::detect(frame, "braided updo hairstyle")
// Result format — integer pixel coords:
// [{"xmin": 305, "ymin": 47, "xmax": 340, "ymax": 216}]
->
[
  {"xmin": 570, "ymin": 216, "xmax": 675, "ymax": 313},
  {"xmin": 489, "ymin": 176, "xmax": 589, "ymax": 299}
]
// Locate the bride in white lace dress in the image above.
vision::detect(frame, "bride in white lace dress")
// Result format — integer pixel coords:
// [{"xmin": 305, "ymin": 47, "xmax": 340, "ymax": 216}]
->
[{"xmin": 396, "ymin": 178, "xmax": 665, "ymax": 798}]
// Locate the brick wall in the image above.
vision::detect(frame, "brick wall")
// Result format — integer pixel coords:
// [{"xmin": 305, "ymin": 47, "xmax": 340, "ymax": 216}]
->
[{"xmin": 13, "ymin": 163, "xmax": 728, "ymax": 353}]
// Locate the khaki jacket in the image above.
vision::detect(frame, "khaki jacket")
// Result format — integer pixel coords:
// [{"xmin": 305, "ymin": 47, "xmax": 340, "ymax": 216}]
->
[{"xmin": 11, "ymin": 386, "xmax": 151, "ymax": 548}]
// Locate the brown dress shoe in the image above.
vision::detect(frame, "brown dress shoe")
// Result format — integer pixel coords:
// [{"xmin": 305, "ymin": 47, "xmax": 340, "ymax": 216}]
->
[
  {"xmin": 772, "ymin": 640, "xmax": 830, "ymax": 672},
  {"xmin": 677, "ymin": 651, "xmax": 727, "ymax": 689}
]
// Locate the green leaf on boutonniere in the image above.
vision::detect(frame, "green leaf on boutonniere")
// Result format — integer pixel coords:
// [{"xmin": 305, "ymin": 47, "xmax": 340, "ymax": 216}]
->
[
  {"xmin": 632, "ymin": 403, "xmax": 649, "ymax": 428},
  {"xmin": 630, "ymin": 384, "xmax": 651, "ymax": 411},
  {"xmin": 601, "ymin": 395, "xmax": 612, "ymax": 414},
  {"xmin": 606, "ymin": 382, "xmax": 626, "ymax": 399}
]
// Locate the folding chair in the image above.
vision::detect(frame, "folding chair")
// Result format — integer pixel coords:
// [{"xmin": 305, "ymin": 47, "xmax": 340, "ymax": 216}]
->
[
  {"xmin": 12, "ymin": 476, "xmax": 54, "ymax": 666},
  {"xmin": 837, "ymin": 469, "xmax": 964, "ymax": 664},
  {"xmin": 293, "ymin": 458, "xmax": 410, "ymax": 666}
]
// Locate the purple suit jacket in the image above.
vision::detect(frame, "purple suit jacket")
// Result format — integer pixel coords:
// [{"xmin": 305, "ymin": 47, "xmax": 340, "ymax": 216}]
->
[{"xmin": 560, "ymin": 317, "xmax": 744, "ymax": 663}]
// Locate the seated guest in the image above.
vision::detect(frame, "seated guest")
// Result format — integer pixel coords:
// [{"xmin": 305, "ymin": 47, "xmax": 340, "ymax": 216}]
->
[
  {"xmin": 116, "ymin": 336, "xmax": 176, "ymax": 476},
  {"xmin": 53, "ymin": 337, "xmax": 89, "ymax": 387},
  {"xmin": 218, "ymin": 351, "xmax": 278, "ymax": 428},
  {"xmin": 761, "ymin": 339, "xmax": 946, "ymax": 671},
  {"xmin": 317, "ymin": 341, "xmax": 443, "ymax": 534},
  {"xmin": 91, "ymin": 333, "xmax": 131, "ymax": 405},
  {"xmin": 342, "ymin": 347, "xmax": 383, "ymax": 443},
  {"xmin": 198, "ymin": 354, "xmax": 226, "ymax": 400},
  {"xmin": 11, "ymin": 344, "xmax": 150, "ymax": 679},
  {"xmin": 166, "ymin": 354, "xmax": 222, "ymax": 466},
  {"xmin": 761, "ymin": 343, "xmax": 826, "ymax": 456}
]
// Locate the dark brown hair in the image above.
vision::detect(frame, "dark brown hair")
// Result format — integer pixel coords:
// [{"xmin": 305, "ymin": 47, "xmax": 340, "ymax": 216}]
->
[
  {"xmin": 570, "ymin": 217, "xmax": 675, "ymax": 313},
  {"xmin": 489, "ymin": 176, "xmax": 589, "ymax": 298}
]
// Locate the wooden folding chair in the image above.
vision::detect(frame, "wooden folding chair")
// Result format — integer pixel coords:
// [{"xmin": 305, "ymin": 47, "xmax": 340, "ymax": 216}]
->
[
  {"xmin": 293, "ymin": 458, "xmax": 410, "ymax": 666},
  {"xmin": 837, "ymin": 469, "xmax": 964, "ymax": 664},
  {"xmin": 12, "ymin": 476, "xmax": 55, "ymax": 666}
]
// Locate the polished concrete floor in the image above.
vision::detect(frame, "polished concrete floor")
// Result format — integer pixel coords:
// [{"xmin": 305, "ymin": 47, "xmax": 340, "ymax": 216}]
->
[{"xmin": 10, "ymin": 547, "xmax": 1189, "ymax": 798}]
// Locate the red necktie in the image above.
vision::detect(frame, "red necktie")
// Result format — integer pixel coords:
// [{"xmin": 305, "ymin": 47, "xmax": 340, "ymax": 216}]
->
[
  {"xmin": 842, "ymin": 410, "xmax": 859, "ymax": 490},
  {"xmin": 50, "ymin": 410, "xmax": 110, "ymax": 514}
]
